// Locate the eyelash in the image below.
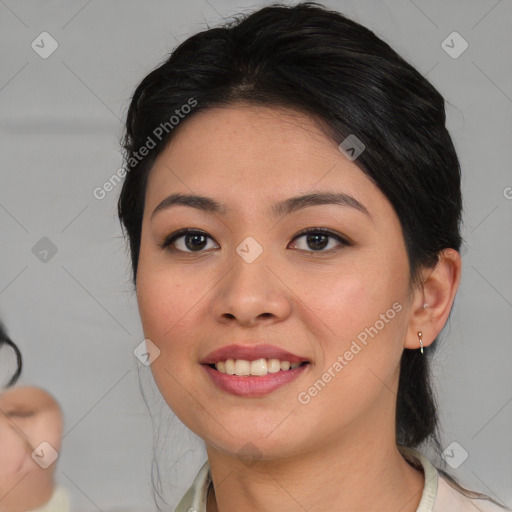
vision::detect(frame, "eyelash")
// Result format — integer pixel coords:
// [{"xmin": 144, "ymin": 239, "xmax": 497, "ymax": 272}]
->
[
  {"xmin": 4, "ymin": 410, "xmax": 34, "ymax": 418},
  {"xmin": 158, "ymin": 227, "xmax": 350, "ymax": 254}
]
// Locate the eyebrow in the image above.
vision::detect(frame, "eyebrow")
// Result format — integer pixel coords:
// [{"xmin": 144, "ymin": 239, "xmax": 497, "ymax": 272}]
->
[{"xmin": 151, "ymin": 191, "xmax": 371, "ymax": 220}]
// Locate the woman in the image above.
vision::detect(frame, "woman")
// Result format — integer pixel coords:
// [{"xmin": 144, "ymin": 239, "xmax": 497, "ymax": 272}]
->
[
  {"xmin": 117, "ymin": 2, "xmax": 510, "ymax": 511},
  {"xmin": 0, "ymin": 321, "xmax": 69, "ymax": 512}
]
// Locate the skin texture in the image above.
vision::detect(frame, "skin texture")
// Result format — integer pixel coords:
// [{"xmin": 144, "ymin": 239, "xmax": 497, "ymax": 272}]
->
[
  {"xmin": 0, "ymin": 386, "xmax": 62, "ymax": 512},
  {"xmin": 135, "ymin": 104, "xmax": 461, "ymax": 512}
]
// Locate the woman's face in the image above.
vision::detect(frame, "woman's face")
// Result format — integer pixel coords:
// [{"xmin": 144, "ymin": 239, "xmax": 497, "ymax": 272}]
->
[
  {"xmin": 0, "ymin": 386, "xmax": 62, "ymax": 512},
  {"xmin": 136, "ymin": 104, "xmax": 419, "ymax": 460}
]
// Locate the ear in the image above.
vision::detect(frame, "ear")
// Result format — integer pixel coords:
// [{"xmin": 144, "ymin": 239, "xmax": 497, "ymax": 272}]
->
[{"xmin": 404, "ymin": 248, "xmax": 462, "ymax": 350}]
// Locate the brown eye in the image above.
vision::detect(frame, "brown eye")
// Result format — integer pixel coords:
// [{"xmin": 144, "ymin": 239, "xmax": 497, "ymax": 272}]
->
[
  {"xmin": 290, "ymin": 227, "xmax": 350, "ymax": 253},
  {"xmin": 159, "ymin": 229, "xmax": 218, "ymax": 253}
]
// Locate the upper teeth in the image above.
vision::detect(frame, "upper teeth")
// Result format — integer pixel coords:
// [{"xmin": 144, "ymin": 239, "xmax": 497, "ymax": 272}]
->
[{"xmin": 215, "ymin": 358, "xmax": 303, "ymax": 376}]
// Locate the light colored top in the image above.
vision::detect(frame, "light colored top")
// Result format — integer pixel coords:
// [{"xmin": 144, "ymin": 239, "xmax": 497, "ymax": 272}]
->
[
  {"xmin": 173, "ymin": 447, "xmax": 508, "ymax": 512},
  {"xmin": 26, "ymin": 485, "xmax": 71, "ymax": 512}
]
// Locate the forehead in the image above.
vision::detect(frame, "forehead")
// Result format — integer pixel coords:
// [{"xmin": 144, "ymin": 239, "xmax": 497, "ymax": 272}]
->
[
  {"xmin": 0, "ymin": 386, "xmax": 57, "ymax": 411},
  {"xmin": 154, "ymin": 104, "xmax": 341, "ymax": 170},
  {"xmin": 144, "ymin": 104, "xmax": 388, "ymax": 220}
]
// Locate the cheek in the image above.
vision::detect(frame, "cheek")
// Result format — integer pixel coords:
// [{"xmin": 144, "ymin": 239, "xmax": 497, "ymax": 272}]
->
[
  {"xmin": 136, "ymin": 268, "xmax": 203, "ymax": 348},
  {"xmin": 294, "ymin": 266, "xmax": 407, "ymax": 400},
  {"xmin": 297, "ymin": 263, "xmax": 405, "ymax": 345},
  {"xmin": 0, "ymin": 424, "xmax": 26, "ymax": 477},
  {"xmin": 135, "ymin": 266, "xmax": 212, "ymax": 426},
  {"xmin": 136, "ymin": 232, "xmax": 211, "ymax": 346},
  {"xmin": 31, "ymin": 412, "xmax": 63, "ymax": 452}
]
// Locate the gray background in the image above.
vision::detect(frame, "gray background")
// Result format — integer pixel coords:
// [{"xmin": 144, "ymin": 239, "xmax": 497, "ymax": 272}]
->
[{"xmin": 1, "ymin": 0, "xmax": 511, "ymax": 510}]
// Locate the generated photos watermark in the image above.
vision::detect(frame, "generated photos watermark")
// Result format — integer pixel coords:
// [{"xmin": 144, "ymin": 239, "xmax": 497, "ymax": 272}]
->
[
  {"xmin": 93, "ymin": 97, "xmax": 198, "ymax": 200},
  {"xmin": 297, "ymin": 301, "xmax": 403, "ymax": 405}
]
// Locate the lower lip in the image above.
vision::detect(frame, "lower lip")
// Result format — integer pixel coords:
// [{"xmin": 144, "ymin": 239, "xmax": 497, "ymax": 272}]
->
[{"xmin": 202, "ymin": 363, "xmax": 310, "ymax": 397}]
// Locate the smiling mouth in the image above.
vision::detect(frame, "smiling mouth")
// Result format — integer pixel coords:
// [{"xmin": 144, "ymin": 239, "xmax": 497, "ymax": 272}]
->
[{"xmin": 206, "ymin": 358, "xmax": 310, "ymax": 377}]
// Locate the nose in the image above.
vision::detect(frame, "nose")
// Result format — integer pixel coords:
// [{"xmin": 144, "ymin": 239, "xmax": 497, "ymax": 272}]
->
[{"xmin": 211, "ymin": 252, "xmax": 292, "ymax": 327}]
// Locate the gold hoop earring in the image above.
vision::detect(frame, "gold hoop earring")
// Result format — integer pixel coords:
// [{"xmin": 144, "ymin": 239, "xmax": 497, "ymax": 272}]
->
[{"xmin": 417, "ymin": 331, "xmax": 424, "ymax": 354}]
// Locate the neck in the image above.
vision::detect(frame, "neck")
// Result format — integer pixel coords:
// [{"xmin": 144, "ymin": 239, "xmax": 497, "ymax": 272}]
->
[{"xmin": 205, "ymin": 409, "xmax": 425, "ymax": 512}]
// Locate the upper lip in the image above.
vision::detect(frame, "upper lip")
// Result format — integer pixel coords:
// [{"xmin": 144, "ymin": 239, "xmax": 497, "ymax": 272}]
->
[{"xmin": 200, "ymin": 344, "xmax": 309, "ymax": 365}]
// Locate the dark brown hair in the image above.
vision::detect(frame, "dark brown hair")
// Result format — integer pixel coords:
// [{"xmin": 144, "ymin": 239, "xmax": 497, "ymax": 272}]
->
[{"xmin": 0, "ymin": 319, "xmax": 22, "ymax": 387}]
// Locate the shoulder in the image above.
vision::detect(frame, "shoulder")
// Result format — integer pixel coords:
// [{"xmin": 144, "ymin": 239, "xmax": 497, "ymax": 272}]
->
[
  {"xmin": 174, "ymin": 460, "xmax": 211, "ymax": 512},
  {"xmin": 434, "ymin": 476, "xmax": 509, "ymax": 512},
  {"xmin": 27, "ymin": 485, "xmax": 71, "ymax": 512},
  {"xmin": 398, "ymin": 446, "xmax": 509, "ymax": 512}
]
